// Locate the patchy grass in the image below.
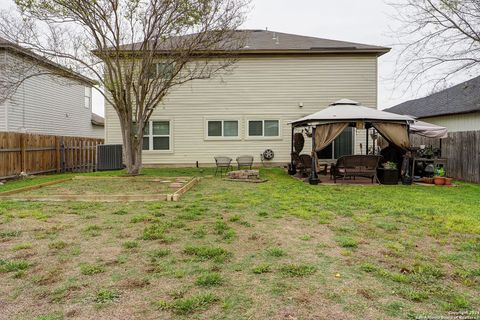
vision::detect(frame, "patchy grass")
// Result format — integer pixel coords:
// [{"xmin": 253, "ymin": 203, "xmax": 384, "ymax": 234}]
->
[
  {"xmin": 94, "ymin": 288, "xmax": 120, "ymax": 303},
  {"xmin": 252, "ymin": 264, "xmax": 271, "ymax": 274},
  {"xmin": 279, "ymin": 264, "xmax": 317, "ymax": 277},
  {"xmin": 0, "ymin": 258, "xmax": 30, "ymax": 273},
  {"xmin": 80, "ymin": 263, "xmax": 105, "ymax": 276},
  {"xmin": 183, "ymin": 246, "xmax": 231, "ymax": 262},
  {"xmin": 157, "ymin": 293, "xmax": 219, "ymax": 315},
  {"xmin": 0, "ymin": 168, "xmax": 479, "ymax": 319},
  {"xmin": 195, "ymin": 272, "xmax": 223, "ymax": 287}
]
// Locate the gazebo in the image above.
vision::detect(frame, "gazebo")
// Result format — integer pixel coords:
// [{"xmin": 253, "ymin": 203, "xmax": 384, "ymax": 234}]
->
[{"xmin": 289, "ymin": 99, "xmax": 415, "ymax": 184}]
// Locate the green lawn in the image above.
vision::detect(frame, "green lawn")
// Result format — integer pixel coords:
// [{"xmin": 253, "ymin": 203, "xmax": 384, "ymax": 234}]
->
[{"xmin": 0, "ymin": 168, "xmax": 479, "ymax": 319}]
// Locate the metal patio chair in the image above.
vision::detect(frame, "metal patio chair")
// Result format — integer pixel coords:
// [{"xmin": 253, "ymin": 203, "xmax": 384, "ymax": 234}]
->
[
  {"xmin": 236, "ymin": 155, "xmax": 254, "ymax": 169},
  {"xmin": 214, "ymin": 156, "xmax": 233, "ymax": 176}
]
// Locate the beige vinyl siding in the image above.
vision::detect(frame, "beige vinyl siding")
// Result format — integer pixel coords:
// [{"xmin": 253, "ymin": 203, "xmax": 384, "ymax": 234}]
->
[
  {"xmin": 105, "ymin": 54, "xmax": 378, "ymax": 165},
  {"xmin": 421, "ymin": 113, "xmax": 480, "ymax": 133},
  {"xmin": 4, "ymin": 52, "xmax": 103, "ymax": 138}
]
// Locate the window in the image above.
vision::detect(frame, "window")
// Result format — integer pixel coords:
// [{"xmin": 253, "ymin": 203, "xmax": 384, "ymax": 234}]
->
[
  {"xmin": 248, "ymin": 120, "xmax": 280, "ymax": 137},
  {"xmin": 207, "ymin": 120, "xmax": 239, "ymax": 138},
  {"xmin": 148, "ymin": 62, "xmax": 175, "ymax": 79},
  {"xmin": 318, "ymin": 127, "xmax": 354, "ymax": 160},
  {"xmin": 84, "ymin": 87, "xmax": 92, "ymax": 109},
  {"xmin": 142, "ymin": 121, "xmax": 171, "ymax": 151}
]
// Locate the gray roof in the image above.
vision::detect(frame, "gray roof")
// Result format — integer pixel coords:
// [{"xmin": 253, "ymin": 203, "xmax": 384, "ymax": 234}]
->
[
  {"xmin": 119, "ymin": 30, "xmax": 390, "ymax": 56},
  {"xmin": 0, "ymin": 36, "xmax": 94, "ymax": 85},
  {"xmin": 386, "ymin": 75, "xmax": 480, "ymax": 118}
]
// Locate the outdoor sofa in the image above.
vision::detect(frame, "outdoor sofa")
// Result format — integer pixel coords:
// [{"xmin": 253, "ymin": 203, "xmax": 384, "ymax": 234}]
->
[{"xmin": 331, "ymin": 155, "xmax": 382, "ymax": 183}]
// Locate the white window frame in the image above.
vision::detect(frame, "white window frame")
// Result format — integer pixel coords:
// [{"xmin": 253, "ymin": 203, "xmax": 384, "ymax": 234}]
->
[
  {"xmin": 148, "ymin": 62, "xmax": 175, "ymax": 79},
  {"xmin": 204, "ymin": 118, "xmax": 241, "ymax": 141},
  {"xmin": 84, "ymin": 87, "xmax": 92, "ymax": 109},
  {"xmin": 245, "ymin": 118, "xmax": 282, "ymax": 140},
  {"xmin": 142, "ymin": 119, "xmax": 173, "ymax": 153}
]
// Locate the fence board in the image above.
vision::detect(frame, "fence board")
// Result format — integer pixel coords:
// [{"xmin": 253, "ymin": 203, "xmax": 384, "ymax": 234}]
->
[
  {"xmin": 0, "ymin": 132, "xmax": 104, "ymax": 179},
  {"xmin": 411, "ymin": 130, "xmax": 480, "ymax": 183}
]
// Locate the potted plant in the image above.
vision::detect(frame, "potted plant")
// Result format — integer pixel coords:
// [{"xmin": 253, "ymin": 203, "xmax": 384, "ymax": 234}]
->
[
  {"xmin": 444, "ymin": 177, "xmax": 453, "ymax": 186},
  {"xmin": 424, "ymin": 146, "xmax": 434, "ymax": 159},
  {"xmin": 378, "ymin": 161, "xmax": 399, "ymax": 185},
  {"xmin": 434, "ymin": 166, "xmax": 446, "ymax": 185}
]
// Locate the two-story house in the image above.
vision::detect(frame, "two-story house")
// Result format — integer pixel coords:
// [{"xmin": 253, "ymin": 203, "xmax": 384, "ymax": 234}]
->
[
  {"xmin": 104, "ymin": 30, "xmax": 389, "ymax": 165},
  {"xmin": 0, "ymin": 36, "xmax": 104, "ymax": 139}
]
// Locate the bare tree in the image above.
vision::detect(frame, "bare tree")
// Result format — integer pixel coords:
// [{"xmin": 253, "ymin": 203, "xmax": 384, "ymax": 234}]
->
[
  {"xmin": 391, "ymin": 0, "xmax": 480, "ymax": 92},
  {"xmin": 0, "ymin": 0, "xmax": 249, "ymax": 174}
]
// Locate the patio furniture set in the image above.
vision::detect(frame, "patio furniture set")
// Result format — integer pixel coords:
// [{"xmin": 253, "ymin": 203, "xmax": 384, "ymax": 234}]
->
[
  {"xmin": 292, "ymin": 152, "xmax": 383, "ymax": 183},
  {"xmin": 214, "ymin": 155, "xmax": 254, "ymax": 176}
]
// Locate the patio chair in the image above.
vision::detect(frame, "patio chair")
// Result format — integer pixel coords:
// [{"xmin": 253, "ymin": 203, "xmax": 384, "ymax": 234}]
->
[
  {"xmin": 236, "ymin": 155, "xmax": 254, "ymax": 169},
  {"xmin": 214, "ymin": 156, "xmax": 233, "ymax": 176},
  {"xmin": 299, "ymin": 154, "xmax": 313, "ymax": 177}
]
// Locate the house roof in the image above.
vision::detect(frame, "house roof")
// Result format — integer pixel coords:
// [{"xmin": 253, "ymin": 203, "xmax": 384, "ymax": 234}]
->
[
  {"xmin": 0, "ymin": 36, "xmax": 94, "ymax": 85},
  {"xmin": 117, "ymin": 30, "xmax": 390, "ymax": 56},
  {"xmin": 385, "ymin": 75, "xmax": 480, "ymax": 118},
  {"xmin": 91, "ymin": 113, "xmax": 104, "ymax": 126}
]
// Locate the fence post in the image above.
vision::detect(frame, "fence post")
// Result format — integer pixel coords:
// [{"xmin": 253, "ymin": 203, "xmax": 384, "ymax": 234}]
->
[
  {"xmin": 56, "ymin": 136, "xmax": 61, "ymax": 173},
  {"xmin": 60, "ymin": 137, "xmax": 66, "ymax": 173},
  {"xmin": 20, "ymin": 134, "xmax": 27, "ymax": 173}
]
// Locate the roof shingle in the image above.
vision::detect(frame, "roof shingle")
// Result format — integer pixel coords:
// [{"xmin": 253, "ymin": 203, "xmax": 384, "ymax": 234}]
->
[
  {"xmin": 120, "ymin": 29, "xmax": 390, "ymax": 55},
  {"xmin": 385, "ymin": 76, "xmax": 480, "ymax": 118}
]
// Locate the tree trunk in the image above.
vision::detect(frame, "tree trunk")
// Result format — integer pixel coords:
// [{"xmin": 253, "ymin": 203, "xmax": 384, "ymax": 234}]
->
[{"xmin": 120, "ymin": 119, "xmax": 143, "ymax": 175}]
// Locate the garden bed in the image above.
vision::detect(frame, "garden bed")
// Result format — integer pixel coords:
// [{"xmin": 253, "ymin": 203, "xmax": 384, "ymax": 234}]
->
[{"xmin": 0, "ymin": 176, "xmax": 199, "ymax": 202}]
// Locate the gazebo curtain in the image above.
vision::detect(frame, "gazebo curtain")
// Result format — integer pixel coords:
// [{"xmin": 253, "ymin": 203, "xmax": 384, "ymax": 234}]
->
[
  {"xmin": 314, "ymin": 123, "xmax": 349, "ymax": 152},
  {"xmin": 373, "ymin": 123, "xmax": 410, "ymax": 149}
]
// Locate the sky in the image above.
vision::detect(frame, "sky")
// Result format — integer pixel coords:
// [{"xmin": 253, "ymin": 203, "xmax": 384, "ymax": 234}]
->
[{"xmin": 0, "ymin": 0, "xmax": 438, "ymax": 115}]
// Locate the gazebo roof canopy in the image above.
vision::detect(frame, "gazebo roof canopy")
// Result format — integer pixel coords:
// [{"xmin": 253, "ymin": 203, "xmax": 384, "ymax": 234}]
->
[
  {"xmin": 410, "ymin": 120, "xmax": 448, "ymax": 139},
  {"xmin": 290, "ymin": 99, "xmax": 415, "ymax": 127}
]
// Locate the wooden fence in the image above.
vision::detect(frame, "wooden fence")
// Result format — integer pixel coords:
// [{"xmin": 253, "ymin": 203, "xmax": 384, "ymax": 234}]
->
[
  {"xmin": 410, "ymin": 130, "xmax": 480, "ymax": 184},
  {"xmin": 0, "ymin": 132, "xmax": 104, "ymax": 179}
]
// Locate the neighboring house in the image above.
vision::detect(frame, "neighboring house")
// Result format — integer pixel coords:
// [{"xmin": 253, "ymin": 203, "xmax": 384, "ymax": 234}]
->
[
  {"xmin": 105, "ymin": 30, "xmax": 389, "ymax": 165},
  {"xmin": 386, "ymin": 75, "xmax": 480, "ymax": 133},
  {"xmin": 0, "ymin": 36, "xmax": 104, "ymax": 139}
]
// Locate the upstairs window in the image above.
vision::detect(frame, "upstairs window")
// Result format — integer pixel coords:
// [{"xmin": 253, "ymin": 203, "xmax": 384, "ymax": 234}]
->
[
  {"xmin": 148, "ymin": 62, "xmax": 175, "ymax": 79},
  {"xmin": 84, "ymin": 87, "xmax": 92, "ymax": 109},
  {"xmin": 207, "ymin": 120, "xmax": 239, "ymax": 138}
]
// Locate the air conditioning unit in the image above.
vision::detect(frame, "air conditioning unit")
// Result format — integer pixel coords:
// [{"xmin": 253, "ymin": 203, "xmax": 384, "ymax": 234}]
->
[{"xmin": 96, "ymin": 144, "xmax": 123, "ymax": 171}]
